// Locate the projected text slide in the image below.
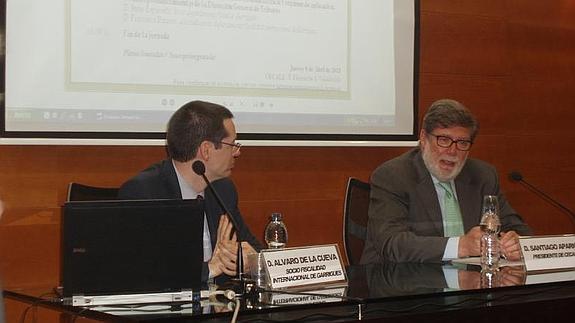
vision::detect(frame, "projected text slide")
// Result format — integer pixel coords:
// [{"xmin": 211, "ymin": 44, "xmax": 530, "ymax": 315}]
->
[{"xmin": 70, "ymin": 0, "xmax": 349, "ymax": 93}]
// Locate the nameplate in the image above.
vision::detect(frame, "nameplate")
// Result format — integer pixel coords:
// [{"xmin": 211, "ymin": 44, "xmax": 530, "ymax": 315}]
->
[
  {"xmin": 519, "ymin": 235, "xmax": 575, "ymax": 272},
  {"xmin": 261, "ymin": 244, "xmax": 347, "ymax": 290}
]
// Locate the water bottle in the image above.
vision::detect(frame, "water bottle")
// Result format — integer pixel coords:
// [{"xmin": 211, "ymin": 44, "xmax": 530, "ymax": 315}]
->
[
  {"xmin": 480, "ymin": 195, "xmax": 501, "ymax": 269},
  {"xmin": 264, "ymin": 212, "xmax": 288, "ymax": 249}
]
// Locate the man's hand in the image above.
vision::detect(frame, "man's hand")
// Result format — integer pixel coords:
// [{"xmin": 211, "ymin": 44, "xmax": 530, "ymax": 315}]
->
[
  {"xmin": 500, "ymin": 230, "xmax": 522, "ymax": 261},
  {"xmin": 208, "ymin": 215, "xmax": 238, "ymax": 278},
  {"xmin": 458, "ymin": 226, "xmax": 483, "ymax": 258}
]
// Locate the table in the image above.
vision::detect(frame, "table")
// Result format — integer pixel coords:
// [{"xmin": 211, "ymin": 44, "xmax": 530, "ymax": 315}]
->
[{"xmin": 5, "ymin": 263, "xmax": 575, "ymax": 322}]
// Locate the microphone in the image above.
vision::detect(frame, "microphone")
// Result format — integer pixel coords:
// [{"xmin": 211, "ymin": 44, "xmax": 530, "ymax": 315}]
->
[
  {"xmin": 509, "ymin": 171, "xmax": 575, "ymax": 225},
  {"xmin": 509, "ymin": 171, "xmax": 523, "ymax": 182},
  {"xmin": 192, "ymin": 160, "xmax": 245, "ymax": 283}
]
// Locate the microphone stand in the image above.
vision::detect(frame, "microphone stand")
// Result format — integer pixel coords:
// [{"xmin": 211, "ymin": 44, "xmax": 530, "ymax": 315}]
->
[
  {"xmin": 510, "ymin": 172, "xmax": 575, "ymax": 226},
  {"xmin": 204, "ymin": 181, "xmax": 245, "ymax": 282},
  {"xmin": 192, "ymin": 161, "xmax": 246, "ymax": 294}
]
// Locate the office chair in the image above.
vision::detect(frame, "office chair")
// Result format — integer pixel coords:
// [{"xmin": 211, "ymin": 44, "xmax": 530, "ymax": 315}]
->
[
  {"xmin": 67, "ymin": 182, "xmax": 120, "ymax": 202},
  {"xmin": 342, "ymin": 177, "xmax": 371, "ymax": 265}
]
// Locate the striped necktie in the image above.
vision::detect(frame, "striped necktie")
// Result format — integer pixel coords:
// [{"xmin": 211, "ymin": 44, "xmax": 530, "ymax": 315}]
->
[{"xmin": 438, "ymin": 182, "xmax": 465, "ymax": 237}]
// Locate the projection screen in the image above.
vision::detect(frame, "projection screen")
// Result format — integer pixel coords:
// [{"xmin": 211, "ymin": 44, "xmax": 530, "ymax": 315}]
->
[{"xmin": 1, "ymin": 0, "xmax": 419, "ymax": 145}]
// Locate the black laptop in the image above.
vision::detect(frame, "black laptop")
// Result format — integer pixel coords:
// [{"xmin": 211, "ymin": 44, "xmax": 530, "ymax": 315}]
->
[{"xmin": 61, "ymin": 199, "xmax": 205, "ymax": 306}]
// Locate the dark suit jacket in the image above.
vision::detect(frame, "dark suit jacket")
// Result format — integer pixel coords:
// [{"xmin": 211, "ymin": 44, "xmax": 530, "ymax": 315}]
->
[
  {"xmin": 360, "ymin": 148, "xmax": 531, "ymax": 264},
  {"xmin": 118, "ymin": 159, "xmax": 262, "ymax": 283}
]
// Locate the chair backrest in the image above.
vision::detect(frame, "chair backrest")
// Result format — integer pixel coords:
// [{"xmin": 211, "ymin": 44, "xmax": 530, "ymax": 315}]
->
[
  {"xmin": 343, "ymin": 177, "xmax": 371, "ymax": 265},
  {"xmin": 67, "ymin": 183, "xmax": 120, "ymax": 202}
]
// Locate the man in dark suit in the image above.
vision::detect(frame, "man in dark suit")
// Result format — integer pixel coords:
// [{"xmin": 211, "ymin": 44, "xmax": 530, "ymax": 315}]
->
[
  {"xmin": 361, "ymin": 99, "xmax": 531, "ymax": 264},
  {"xmin": 119, "ymin": 100, "xmax": 262, "ymax": 283}
]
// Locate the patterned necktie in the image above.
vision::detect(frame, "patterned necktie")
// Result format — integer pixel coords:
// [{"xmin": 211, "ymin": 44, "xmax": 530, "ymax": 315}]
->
[{"xmin": 439, "ymin": 182, "xmax": 464, "ymax": 237}]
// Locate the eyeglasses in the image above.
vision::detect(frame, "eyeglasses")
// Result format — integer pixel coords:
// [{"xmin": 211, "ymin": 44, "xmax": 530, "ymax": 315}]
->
[
  {"xmin": 428, "ymin": 133, "xmax": 473, "ymax": 151},
  {"xmin": 219, "ymin": 141, "xmax": 242, "ymax": 152}
]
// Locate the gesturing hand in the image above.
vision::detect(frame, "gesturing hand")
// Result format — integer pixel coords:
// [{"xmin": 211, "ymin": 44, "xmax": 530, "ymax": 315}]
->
[{"xmin": 208, "ymin": 215, "xmax": 238, "ymax": 278}]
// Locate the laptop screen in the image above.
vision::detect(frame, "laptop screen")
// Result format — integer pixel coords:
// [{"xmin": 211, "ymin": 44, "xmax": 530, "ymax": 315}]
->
[{"xmin": 61, "ymin": 199, "xmax": 204, "ymax": 297}]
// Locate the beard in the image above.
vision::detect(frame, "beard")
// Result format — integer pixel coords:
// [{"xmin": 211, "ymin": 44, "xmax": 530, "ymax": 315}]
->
[{"xmin": 421, "ymin": 146, "xmax": 467, "ymax": 182}]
